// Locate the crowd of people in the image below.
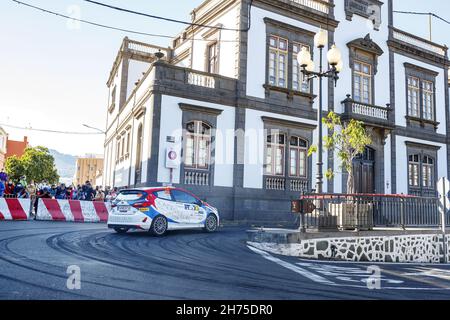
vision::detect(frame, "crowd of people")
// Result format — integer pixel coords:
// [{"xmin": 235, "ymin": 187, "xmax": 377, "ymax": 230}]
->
[{"xmin": 0, "ymin": 171, "xmax": 118, "ymax": 203}]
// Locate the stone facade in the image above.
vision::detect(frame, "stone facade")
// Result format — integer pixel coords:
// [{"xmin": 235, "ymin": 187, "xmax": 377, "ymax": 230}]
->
[
  {"xmin": 102, "ymin": 0, "xmax": 450, "ymax": 225},
  {"xmin": 249, "ymin": 233, "xmax": 450, "ymax": 263}
]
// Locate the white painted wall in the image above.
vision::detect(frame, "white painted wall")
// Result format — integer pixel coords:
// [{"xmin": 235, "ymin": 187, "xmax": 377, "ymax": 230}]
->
[
  {"xmin": 243, "ymin": 108, "xmax": 319, "ymax": 190},
  {"xmin": 158, "ymin": 95, "xmax": 235, "ymax": 187},
  {"xmin": 394, "ymin": 54, "xmax": 447, "ymax": 135},
  {"xmin": 126, "ymin": 60, "xmax": 151, "ymax": 100},
  {"xmin": 395, "ymin": 136, "xmax": 448, "ymax": 194},
  {"xmin": 333, "ymin": 1, "xmax": 390, "ymax": 112},
  {"xmin": 246, "ymin": 6, "xmax": 327, "ymax": 113},
  {"xmin": 190, "ymin": 4, "xmax": 239, "ymax": 79}
]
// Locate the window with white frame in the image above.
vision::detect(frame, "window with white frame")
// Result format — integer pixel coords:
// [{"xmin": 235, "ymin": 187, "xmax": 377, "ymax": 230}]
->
[
  {"xmin": 408, "ymin": 153, "xmax": 435, "ymax": 193},
  {"xmin": 289, "ymin": 136, "xmax": 308, "ymax": 178},
  {"xmin": 408, "ymin": 154, "xmax": 420, "ymax": 187},
  {"xmin": 185, "ymin": 121, "xmax": 211, "ymax": 170},
  {"xmin": 265, "ymin": 133, "xmax": 285, "ymax": 176},
  {"xmin": 407, "ymin": 76, "xmax": 420, "ymax": 117},
  {"xmin": 207, "ymin": 42, "xmax": 219, "ymax": 74},
  {"xmin": 405, "ymin": 65, "xmax": 437, "ymax": 123},
  {"xmin": 292, "ymin": 42, "xmax": 310, "ymax": 93},
  {"xmin": 353, "ymin": 61, "xmax": 372, "ymax": 104},
  {"xmin": 422, "ymin": 156, "xmax": 434, "ymax": 188},
  {"xmin": 422, "ymin": 80, "xmax": 434, "ymax": 121},
  {"xmin": 268, "ymin": 35, "xmax": 288, "ymax": 88}
]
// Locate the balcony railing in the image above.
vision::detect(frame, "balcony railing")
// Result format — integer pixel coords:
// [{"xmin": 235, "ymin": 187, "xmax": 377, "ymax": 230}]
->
[
  {"xmin": 288, "ymin": 0, "xmax": 330, "ymax": 14},
  {"xmin": 187, "ymin": 72, "xmax": 216, "ymax": 88},
  {"xmin": 266, "ymin": 177, "xmax": 286, "ymax": 190},
  {"xmin": 391, "ymin": 27, "xmax": 447, "ymax": 57},
  {"xmin": 265, "ymin": 177, "xmax": 309, "ymax": 192},
  {"xmin": 341, "ymin": 95, "xmax": 393, "ymax": 128},
  {"xmin": 290, "ymin": 179, "xmax": 309, "ymax": 192},
  {"xmin": 126, "ymin": 39, "xmax": 169, "ymax": 57},
  {"xmin": 184, "ymin": 171, "xmax": 210, "ymax": 186}
]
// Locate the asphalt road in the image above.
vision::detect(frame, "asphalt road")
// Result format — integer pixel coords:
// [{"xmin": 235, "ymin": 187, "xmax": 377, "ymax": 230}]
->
[{"xmin": 0, "ymin": 221, "xmax": 450, "ymax": 300}]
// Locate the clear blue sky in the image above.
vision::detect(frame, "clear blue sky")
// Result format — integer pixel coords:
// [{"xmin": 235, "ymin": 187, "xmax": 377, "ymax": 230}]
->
[{"xmin": 0, "ymin": 0, "xmax": 448, "ymax": 156}]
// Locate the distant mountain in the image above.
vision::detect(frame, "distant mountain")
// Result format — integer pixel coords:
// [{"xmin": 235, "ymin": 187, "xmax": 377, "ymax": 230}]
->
[{"xmin": 49, "ymin": 149, "xmax": 76, "ymax": 184}]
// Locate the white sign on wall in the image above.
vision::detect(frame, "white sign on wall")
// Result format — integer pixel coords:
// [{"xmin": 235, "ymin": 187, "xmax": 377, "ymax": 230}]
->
[{"xmin": 165, "ymin": 143, "xmax": 180, "ymax": 169}]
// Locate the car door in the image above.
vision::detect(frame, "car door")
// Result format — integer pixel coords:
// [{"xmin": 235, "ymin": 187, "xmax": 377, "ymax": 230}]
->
[
  {"xmin": 152, "ymin": 189, "xmax": 185, "ymax": 223},
  {"xmin": 170, "ymin": 189, "xmax": 206, "ymax": 225}
]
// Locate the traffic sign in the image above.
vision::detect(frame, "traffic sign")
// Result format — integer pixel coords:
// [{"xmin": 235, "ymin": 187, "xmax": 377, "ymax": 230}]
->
[{"xmin": 165, "ymin": 143, "xmax": 180, "ymax": 169}]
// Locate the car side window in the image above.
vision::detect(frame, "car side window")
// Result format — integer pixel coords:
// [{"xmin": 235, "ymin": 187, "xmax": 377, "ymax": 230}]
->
[
  {"xmin": 171, "ymin": 190, "xmax": 199, "ymax": 204},
  {"xmin": 153, "ymin": 190, "xmax": 173, "ymax": 201}
]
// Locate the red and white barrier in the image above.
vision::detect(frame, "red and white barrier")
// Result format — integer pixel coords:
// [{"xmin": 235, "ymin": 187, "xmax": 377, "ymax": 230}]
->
[
  {"xmin": 0, "ymin": 198, "xmax": 31, "ymax": 221},
  {"xmin": 36, "ymin": 199, "xmax": 110, "ymax": 223}
]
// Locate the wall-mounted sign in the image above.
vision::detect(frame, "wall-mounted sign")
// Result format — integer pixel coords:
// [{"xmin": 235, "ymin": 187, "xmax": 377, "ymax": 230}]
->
[
  {"xmin": 165, "ymin": 143, "xmax": 180, "ymax": 169},
  {"xmin": 345, "ymin": 0, "xmax": 383, "ymax": 30}
]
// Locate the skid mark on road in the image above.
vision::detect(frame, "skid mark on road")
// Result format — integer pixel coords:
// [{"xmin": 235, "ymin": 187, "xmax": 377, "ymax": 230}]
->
[{"xmin": 248, "ymin": 245, "xmax": 450, "ymax": 291}]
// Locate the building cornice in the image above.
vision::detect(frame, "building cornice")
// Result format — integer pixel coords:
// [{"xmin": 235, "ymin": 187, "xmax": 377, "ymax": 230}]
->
[{"xmin": 255, "ymin": 0, "xmax": 338, "ymax": 30}]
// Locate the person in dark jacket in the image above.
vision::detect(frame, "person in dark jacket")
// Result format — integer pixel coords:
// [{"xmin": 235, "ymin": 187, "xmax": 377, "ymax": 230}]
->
[
  {"xmin": 55, "ymin": 183, "xmax": 67, "ymax": 200},
  {"xmin": 83, "ymin": 181, "xmax": 95, "ymax": 201}
]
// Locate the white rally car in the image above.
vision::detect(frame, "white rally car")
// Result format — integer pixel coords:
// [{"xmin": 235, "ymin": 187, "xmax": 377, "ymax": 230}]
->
[{"xmin": 107, "ymin": 187, "xmax": 219, "ymax": 236}]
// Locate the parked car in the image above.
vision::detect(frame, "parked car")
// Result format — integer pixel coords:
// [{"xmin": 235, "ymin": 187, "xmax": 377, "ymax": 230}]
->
[{"xmin": 107, "ymin": 186, "xmax": 219, "ymax": 236}]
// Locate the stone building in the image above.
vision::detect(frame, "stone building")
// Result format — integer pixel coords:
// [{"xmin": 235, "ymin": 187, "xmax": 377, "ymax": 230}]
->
[{"xmin": 102, "ymin": 0, "xmax": 450, "ymax": 224}]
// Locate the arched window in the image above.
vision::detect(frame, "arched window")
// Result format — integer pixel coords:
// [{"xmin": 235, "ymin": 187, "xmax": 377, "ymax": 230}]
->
[
  {"xmin": 265, "ymin": 133, "xmax": 285, "ymax": 176},
  {"xmin": 185, "ymin": 121, "xmax": 211, "ymax": 169},
  {"xmin": 289, "ymin": 136, "xmax": 308, "ymax": 178}
]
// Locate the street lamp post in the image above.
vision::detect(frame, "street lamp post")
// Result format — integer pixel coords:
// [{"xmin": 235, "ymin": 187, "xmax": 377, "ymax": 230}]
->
[
  {"xmin": 297, "ymin": 28, "xmax": 342, "ymax": 194},
  {"xmin": 83, "ymin": 124, "xmax": 106, "ymax": 135}
]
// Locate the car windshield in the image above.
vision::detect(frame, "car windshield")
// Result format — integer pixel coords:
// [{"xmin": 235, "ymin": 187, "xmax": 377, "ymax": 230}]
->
[{"xmin": 116, "ymin": 191, "xmax": 147, "ymax": 201}]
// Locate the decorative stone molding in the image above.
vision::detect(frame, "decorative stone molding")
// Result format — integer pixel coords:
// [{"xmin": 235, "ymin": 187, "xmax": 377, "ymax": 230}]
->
[
  {"xmin": 261, "ymin": 116, "xmax": 317, "ymax": 130},
  {"xmin": 344, "ymin": 0, "xmax": 383, "ymax": 31},
  {"xmin": 179, "ymin": 103, "xmax": 223, "ymax": 116},
  {"xmin": 347, "ymin": 34, "xmax": 384, "ymax": 75}
]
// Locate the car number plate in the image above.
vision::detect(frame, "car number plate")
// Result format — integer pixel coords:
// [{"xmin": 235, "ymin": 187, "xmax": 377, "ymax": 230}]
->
[{"xmin": 118, "ymin": 205, "xmax": 130, "ymax": 213}]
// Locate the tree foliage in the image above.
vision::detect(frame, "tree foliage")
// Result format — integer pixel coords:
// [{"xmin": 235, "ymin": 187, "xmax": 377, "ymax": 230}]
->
[
  {"xmin": 309, "ymin": 112, "xmax": 372, "ymax": 194},
  {"xmin": 4, "ymin": 156, "xmax": 25, "ymax": 182},
  {"xmin": 5, "ymin": 146, "xmax": 59, "ymax": 184}
]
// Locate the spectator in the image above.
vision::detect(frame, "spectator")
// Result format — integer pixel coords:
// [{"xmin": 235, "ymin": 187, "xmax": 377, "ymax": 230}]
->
[
  {"xmin": 26, "ymin": 180, "xmax": 37, "ymax": 216},
  {"xmin": 55, "ymin": 183, "xmax": 67, "ymax": 200},
  {"xmin": 0, "ymin": 179, "xmax": 5, "ymax": 197},
  {"xmin": 94, "ymin": 186, "xmax": 105, "ymax": 201},
  {"xmin": 49, "ymin": 185, "xmax": 57, "ymax": 199},
  {"xmin": 83, "ymin": 181, "xmax": 95, "ymax": 201},
  {"xmin": 5, "ymin": 180, "xmax": 14, "ymax": 196},
  {"xmin": 14, "ymin": 182, "xmax": 25, "ymax": 197}
]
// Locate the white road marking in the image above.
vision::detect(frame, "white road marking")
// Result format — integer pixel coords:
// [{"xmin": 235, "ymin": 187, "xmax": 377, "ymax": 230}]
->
[
  {"xmin": 247, "ymin": 245, "xmax": 335, "ymax": 285},
  {"xmin": 402, "ymin": 268, "xmax": 450, "ymax": 281},
  {"xmin": 247, "ymin": 244, "xmax": 450, "ymax": 291}
]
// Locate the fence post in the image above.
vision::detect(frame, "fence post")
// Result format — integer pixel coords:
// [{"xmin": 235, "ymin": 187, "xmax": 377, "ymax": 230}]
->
[
  {"xmin": 400, "ymin": 197, "xmax": 405, "ymax": 230},
  {"xmin": 437, "ymin": 177, "xmax": 449, "ymax": 264}
]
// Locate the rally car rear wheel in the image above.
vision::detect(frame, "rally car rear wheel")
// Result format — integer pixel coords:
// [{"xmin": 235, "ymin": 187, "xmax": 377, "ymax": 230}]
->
[
  {"xmin": 204, "ymin": 214, "xmax": 218, "ymax": 233},
  {"xmin": 150, "ymin": 216, "xmax": 168, "ymax": 236}
]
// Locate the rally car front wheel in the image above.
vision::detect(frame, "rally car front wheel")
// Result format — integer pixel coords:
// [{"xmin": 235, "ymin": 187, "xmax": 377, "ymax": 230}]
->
[{"xmin": 204, "ymin": 214, "xmax": 218, "ymax": 233}]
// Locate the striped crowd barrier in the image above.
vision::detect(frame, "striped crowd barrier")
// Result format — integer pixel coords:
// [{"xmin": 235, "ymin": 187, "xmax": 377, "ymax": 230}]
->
[
  {"xmin": 36, "ymin": 199, "xmax": 110, "ymax": 223},
  {"xmin": 0, "ymin": 198, "xmax": 31, "ymax": 221}
]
